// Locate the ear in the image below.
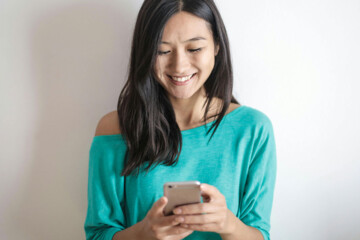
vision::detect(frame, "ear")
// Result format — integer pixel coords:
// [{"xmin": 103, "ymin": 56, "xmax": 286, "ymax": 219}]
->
[{"xmin": 215, "ymin": 44, "xmax": 220, "ymax": 56}]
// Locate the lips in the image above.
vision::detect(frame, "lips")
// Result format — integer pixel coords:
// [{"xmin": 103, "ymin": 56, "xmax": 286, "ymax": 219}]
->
[
  {"xmin": 167, "ymin": 73, "xmax": 195, "ymax": 81},
  {"xmin": 172, "ymin": 74, "xmax": 193, "ymax": 78},
  {"xmin": 167, "ymin": 73, "xmax": 197, "ymax": 86}
]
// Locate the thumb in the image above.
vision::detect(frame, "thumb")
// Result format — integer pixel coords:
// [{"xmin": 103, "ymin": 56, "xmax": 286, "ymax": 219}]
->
[{"xmin": 151, "ymin": 196, "xmax": 168, "ymax": 216}]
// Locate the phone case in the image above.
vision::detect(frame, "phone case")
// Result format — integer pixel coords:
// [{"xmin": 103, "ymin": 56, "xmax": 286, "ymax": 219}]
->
[{"xmin": 163, "ymin": 181, "xmax": 201, "ymax": 216}]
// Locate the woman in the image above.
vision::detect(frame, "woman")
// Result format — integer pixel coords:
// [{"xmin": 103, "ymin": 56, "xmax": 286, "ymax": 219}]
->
[{"xmin": 84, "ymin": 0, "xmax": 277, "ymax": 240}]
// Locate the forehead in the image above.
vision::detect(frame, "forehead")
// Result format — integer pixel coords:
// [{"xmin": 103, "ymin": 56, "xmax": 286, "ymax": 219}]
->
[{"xmin": 161, "ymin": 11, "xmax": 213, "ymax": 44}]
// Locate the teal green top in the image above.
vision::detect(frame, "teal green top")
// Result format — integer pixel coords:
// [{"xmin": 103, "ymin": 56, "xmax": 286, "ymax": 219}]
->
[{"xmin": 84, "ymin": 105, "xmax": 277, "ymax": 240}]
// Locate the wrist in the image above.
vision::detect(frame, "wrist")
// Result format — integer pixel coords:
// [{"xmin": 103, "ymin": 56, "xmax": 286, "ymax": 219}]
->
[
  {"xmin": 134, "ymin": 220, "xmax": 147, "ymax": 240},
  {"xmin": 220, "ymin": 209, "xmax": 236, "ymax": 236}
]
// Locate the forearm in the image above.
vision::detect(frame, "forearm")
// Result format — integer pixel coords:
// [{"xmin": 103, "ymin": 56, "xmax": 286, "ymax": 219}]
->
[
  {"xmin": 112, "ymin": 221, "xmax": 145, "ymax": 240},
  {"xmin": 220, "ymin": 210, "xmax": 264, "ymax": 240}
]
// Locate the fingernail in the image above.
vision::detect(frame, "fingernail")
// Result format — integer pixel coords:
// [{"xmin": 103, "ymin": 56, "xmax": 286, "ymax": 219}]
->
[
  {"xmin": 176, "ymin": 217, "xmax": 184, "ymax": 222},
  {"xmin": 173, "ymin": 208, "xmax": 182, "ymax": 214}
]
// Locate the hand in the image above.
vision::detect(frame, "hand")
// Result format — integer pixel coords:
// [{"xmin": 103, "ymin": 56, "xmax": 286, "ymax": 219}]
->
[
  {"xmin": 138, "ymin": 196, "xmax": 194, "ymax": 240},
  {"xmin": 172, "ymin": 183, "xmax": 234, "ymax": 234}
]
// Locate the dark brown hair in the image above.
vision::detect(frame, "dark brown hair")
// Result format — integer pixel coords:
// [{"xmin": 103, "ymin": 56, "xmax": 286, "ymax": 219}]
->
[{"xmin": 117, "ymin": 0, "xmax": 239, "ymax": 176}]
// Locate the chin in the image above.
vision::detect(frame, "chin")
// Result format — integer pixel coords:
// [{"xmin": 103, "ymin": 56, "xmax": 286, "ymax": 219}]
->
[
  {"xmin": 169, "ymin": 86, "xmax": 204, "ymax": 99},
  {"xmin": 169, "ymin": 93, "xmax": 193, "ymax": 99}
]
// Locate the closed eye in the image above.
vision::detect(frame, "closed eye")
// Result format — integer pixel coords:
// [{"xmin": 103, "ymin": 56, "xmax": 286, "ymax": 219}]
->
[
  {"xmin": 157, "ymin": 51, "xmax": 170, "ymax": 55},
  {"xmin": 189, "ymin": 48, "xmax": 202, "ymax": 53},
  {"xmin": 157, "ymin": 48, "xmax": 202, "ymax": 55}
]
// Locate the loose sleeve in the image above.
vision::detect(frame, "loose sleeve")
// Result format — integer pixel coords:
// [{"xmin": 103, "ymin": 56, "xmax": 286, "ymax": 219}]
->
[
  {"xmin": 239, "ymin": 117, "xmax": 277, "ymax": 240},
  {"xmin": 84, "ymin": 139, "xmax": 127, "ymax": 240}
]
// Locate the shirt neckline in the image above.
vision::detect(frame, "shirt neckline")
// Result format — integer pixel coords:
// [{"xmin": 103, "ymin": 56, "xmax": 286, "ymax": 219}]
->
[
  {"xmin": 180, "ymin": 105, "xmax": 245, "ymax": 135},
  {"xmin": 93, "ymin": 105, "xmax": 246, "ymax": 141}
]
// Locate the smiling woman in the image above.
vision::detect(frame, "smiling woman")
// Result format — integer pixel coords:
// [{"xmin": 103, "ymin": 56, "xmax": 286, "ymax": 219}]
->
[
  {"xmin": 116, "ymin": 0, "xmax": 238, "ymax": 178},
  {"xmin": 84, "ymin": 1, "xmax": 277, "ymax": 240},
  {"xmin": 155, "ymin": 11, "xmax": 219, "ymax": 101}
]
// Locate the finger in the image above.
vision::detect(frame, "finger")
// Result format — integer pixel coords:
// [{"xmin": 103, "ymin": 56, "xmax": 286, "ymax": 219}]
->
[
  {"xmin": 180, "ymin": 222, "xmax": 220, "ymax": 232},
  {"xmin": 166, "ymin": 226, "xmax": 194, "ymax": 237},
  {"xmin": 173, "ymin": 202, "xmax": 221, "ymax": 215},
  {"xmin": 167, "ymin": 230, "xmax": 194, "ymax": 240},
  {"xmin": 153, "ymin": 219, "xmax": 192, "ymax": 238},
  {"xmin": 173, "ymin": 230, "xmax": 193, "ymax": 240},
  {"xmin": 156, "ymin": 214, "xmax": 185, "ymax": 227},
  {"xmin": 200, "ymin": 184, "xmax": 222, "ymax": 200},
  {"xmin": 178, "ymin": 213, "xmax": 221, "ymax": 225}
]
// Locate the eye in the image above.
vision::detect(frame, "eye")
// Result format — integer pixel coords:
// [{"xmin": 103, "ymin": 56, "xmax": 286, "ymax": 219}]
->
[
  {"xmin": 157, "ymin": 51, "xmax": 170, "ymax": 55},
  {"xmin": 157, "ymin": 48, "xmax": 202, "ymax": 56},
  {"xmin": 189, "ymin": 48, "xmax": 202, "ymax": 53}
]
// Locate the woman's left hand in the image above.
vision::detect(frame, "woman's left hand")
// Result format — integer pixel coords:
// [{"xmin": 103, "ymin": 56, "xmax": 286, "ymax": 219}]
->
[{"xmin": 172, "ymin": 183, "xmax": 234, "ymax": 234}]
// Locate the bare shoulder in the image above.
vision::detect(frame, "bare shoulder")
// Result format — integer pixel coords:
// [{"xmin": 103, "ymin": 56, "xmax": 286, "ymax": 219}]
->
[
  {"xmin": 212, "ymin": 97, "xmax": 241, "ymax": 114},
  {"xmin": 226, "ymin": 102, "xmax": 242, "ymax": 114},
  {"xmin": 94, "ymin": 110, "xmax": 121, "ymax": 136}
]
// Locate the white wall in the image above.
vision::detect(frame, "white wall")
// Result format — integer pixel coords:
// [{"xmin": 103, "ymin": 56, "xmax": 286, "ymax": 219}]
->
[{"xmin": 1, "ymin": 0, "xmax": 359, "ymax": 239}]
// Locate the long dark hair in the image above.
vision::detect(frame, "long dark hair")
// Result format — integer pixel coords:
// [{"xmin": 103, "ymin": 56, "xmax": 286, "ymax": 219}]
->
[{"xmin": 117, "ymin": 0, "xmax": 239, "ymax": 176}]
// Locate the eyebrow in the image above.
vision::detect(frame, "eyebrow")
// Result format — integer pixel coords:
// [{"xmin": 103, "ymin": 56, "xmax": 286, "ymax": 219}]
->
[{"xmin": 160, "ymin": 37, "xmax": 207, "ymax": 45}]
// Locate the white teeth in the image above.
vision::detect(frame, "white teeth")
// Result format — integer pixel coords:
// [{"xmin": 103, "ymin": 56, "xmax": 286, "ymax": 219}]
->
[{"xmin": 171, "ymin": 74, "xmax": 194, "ymax": 82}]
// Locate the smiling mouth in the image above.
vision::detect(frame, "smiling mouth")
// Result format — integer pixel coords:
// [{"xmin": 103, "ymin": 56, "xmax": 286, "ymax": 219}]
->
[
  {"xmin": 166, "ymin": 73, "xmax": 197, "ymax": 86},
  {"xmin": 167, "ymin": 73, "xmax": 196, "ymax": 82}
]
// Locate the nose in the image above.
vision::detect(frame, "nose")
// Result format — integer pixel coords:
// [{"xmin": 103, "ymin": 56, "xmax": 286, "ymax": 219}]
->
[{"xmin": 169, "ymin": 50, "xmax": 190, "ymax": 74}]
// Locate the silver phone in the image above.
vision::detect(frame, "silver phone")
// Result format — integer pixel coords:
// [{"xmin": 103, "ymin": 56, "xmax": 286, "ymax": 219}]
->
[{"xmin": 163, "ymin": 181, "xmax": 202, "ymax": 216}]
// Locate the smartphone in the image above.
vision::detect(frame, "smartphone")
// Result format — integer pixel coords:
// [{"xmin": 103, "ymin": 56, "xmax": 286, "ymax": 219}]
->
[{"xmin": 163, "ymin": 181, "xmax": 202, "ymax": 216}]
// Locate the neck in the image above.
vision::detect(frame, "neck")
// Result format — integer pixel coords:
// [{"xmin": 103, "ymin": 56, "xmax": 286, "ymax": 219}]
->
[{"xmin": 168, "ymin": 87, "xmax": 221, "ymax": 130}]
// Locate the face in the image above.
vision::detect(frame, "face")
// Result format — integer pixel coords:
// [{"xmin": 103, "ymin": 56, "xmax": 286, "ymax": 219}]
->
[{"xmin": 154, "ymin": 11, "xmax": 219, "ymax": 100}]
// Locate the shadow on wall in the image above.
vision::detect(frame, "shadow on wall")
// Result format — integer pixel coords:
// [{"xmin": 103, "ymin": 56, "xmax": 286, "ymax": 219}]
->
[{"xmin": 7, "ymin": 2, "xmax": 140, "ymax": 239}]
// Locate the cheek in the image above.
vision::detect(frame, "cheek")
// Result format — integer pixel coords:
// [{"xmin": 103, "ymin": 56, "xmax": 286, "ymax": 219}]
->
[
  {"xmin": 155, "ymin": 58, "xmax": 169, "ymax": 78},
  {"xmin": 154, "ymin": 61, "xmax": 163, "ymax": 79},
  {"xmin": 196, "ymin": 53, "xmax": 215, "ymax": 73}
]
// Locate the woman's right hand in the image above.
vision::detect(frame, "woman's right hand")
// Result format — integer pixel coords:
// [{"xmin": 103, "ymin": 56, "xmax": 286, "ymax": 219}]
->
[{"xmin": 138, "ymin": 196, "xmax": 194, "ymax": 240}]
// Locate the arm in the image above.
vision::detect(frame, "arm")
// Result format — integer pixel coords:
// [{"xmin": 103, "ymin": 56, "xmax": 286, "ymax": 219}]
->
[
  {"xmin": 111, "ymin": 222, "xmax": 144, "ymax": 240},
  {"xmin": 223, "ymin": 116, "xmax": 277, "ymax": 240},
  {"xmin": 84, "ymin": 112, "xmax": 128, "ymax": 240},
  {"xmin": 220, "ymin": 209, "xmax": 264, "ymax": 240}
]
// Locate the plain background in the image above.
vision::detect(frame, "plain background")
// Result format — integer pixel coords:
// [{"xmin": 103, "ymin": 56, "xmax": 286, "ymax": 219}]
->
[{"xmin": 1, "ymin": 0, "xmax": 359, "ymax": 239}]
